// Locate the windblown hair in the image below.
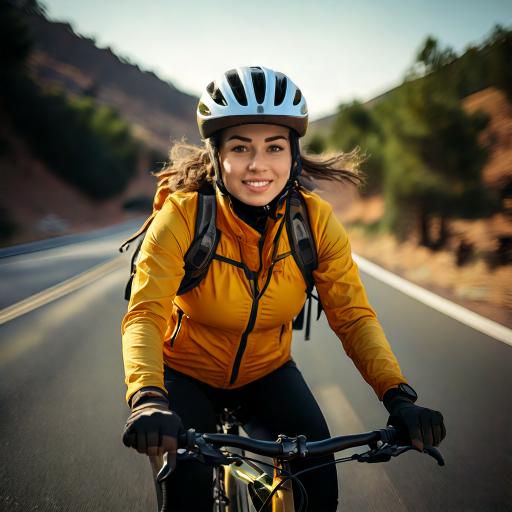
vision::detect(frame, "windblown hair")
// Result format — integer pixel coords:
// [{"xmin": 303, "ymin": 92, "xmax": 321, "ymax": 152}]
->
[
  {"xmin": 155, "ymin": 138, "xmax": 365, "ymax": 193},
  {"xmin": 155, "ymin": 140, "xmax": 216, "ymax": 193}
]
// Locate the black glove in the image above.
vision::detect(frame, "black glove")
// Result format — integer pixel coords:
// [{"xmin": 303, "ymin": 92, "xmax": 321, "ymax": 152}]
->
[
  {"xmin": 384, "ymin": 391, "xmax": 446, "ymax": 451},
  {"xmin": 122, "ymin": 387, "xmax": 183, "ymax": 457}
]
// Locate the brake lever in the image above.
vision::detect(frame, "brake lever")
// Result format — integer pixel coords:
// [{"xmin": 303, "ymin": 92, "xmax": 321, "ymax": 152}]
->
[
  {"xmin": 423, "ymin": 445, "xmax": 445, "ymax": 466},
  {"xmin": 157, "ymin": 432, "xmax": 231, "ymax": 483},
  {"xmin": 156, "ymin": 452, "xmax": 175, "ymax": 482},
  {"xmin": 177, "ymin": 435, "xmax": 230, "ymax": 467},
  {"xmin": 356, "ymin": 443, "xmax": 445, "ymax": 466}
]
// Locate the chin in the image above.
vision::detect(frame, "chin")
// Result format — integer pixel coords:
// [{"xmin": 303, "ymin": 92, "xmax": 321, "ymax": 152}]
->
[{"xmin": 242, "ymin": 194, "xmax": 274, "ymax": 207}]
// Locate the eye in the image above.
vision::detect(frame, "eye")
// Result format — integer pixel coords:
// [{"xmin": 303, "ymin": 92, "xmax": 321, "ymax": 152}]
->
[
  {"xmin": 268, "ymin": 144, "xmax": 284, "ymax": 152},
  {"xmin": 231, "ymin": 145, "xmax": 248, "ymax": 152}
]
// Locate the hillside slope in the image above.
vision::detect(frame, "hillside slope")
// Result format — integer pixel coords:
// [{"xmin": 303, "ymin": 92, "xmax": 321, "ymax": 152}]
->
[
  {"xmin": 332, "ymin": 87, "xmax": 512, "ymax": 328},
  {"xmin": 26, "ymin": 13, "xmax": 200, "ymax": 152},
  {"xmin": 2, "ymin": 9, "xmax": 201, "ymax": 245}
]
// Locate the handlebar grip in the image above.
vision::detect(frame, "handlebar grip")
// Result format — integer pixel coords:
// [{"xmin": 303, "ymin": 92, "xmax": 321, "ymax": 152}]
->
[{"xmin": 378, "ymin": 426, "xmax": 398, "ymax": 445}]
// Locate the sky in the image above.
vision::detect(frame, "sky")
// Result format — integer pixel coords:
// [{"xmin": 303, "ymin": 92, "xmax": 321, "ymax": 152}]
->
[{"xmin": 41, "ymin": 0, "xmax": 512, "ymax": 120}]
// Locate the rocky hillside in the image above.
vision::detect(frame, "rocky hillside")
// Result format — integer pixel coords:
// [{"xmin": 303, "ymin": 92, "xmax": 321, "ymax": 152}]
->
[
  {"xmin": 2, "ymin": 9, "xmax": 201, "ymax": 246},
  {"xmin": 26, "ymin": 13, "xmax": 200, "ymax": 152}
]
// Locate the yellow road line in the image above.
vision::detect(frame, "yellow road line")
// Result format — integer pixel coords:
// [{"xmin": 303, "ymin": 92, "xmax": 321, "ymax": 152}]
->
[{"xmin": 0, "ymin": 256, "xmax": 126, "ymax": 325}]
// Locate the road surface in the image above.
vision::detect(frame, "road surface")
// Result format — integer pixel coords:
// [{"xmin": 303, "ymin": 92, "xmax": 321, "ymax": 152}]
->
[{"xmin": 0, "ymin": 224, "xmax": 510, "ymax": 511}]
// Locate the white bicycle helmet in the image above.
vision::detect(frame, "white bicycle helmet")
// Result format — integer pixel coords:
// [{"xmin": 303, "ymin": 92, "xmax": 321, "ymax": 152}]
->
[{"xmin": 197, "ymin": 66, "xmax": 308, "ymax": 140}]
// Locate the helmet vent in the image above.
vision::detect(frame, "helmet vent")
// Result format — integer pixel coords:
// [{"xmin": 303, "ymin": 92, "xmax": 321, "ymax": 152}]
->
[
  {"xmin": 226, "ymin": 69, "xmax": 248, "ymax": 106},
  {"xmin": 274, "ymin": 73, "xmax": 287, "ymax": 106},
  {"xmin": 197, "ymin": 66, "xmax": 309, "ymax": 139},
  {"xmin": 250, "ymin": 67, "xmax": 266, "ymax": 104},
  {"xmin": 293, "ymin": 89, "xmax": 302, "ymax": 106},
  {"xmin": 198, "ymin": 102, "xmax": 211, "ymax": 116},
  {"xmin": 206, "ymin": 81, "xmax": 228, "ymax": 106}
]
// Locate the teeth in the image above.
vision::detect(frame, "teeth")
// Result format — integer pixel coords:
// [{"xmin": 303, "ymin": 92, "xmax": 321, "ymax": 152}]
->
[{"xmin": 244, "ymin": 181, "xmax": 270, "ymax": 187}]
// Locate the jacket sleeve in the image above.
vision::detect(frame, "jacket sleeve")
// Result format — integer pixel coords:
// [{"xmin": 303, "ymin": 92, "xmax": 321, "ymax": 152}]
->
[
  {"xmin": 121, "ymin": 195, "xmax": 194, "ymax": 405},
  {"xmin": 312, "ymin": 205, "xmax": 408, "ymax": 400}
]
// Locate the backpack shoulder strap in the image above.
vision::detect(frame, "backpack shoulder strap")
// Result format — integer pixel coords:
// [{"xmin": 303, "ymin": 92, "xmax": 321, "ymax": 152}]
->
[
  {"xmin": 119, "ymin": 211, "xmax": 158, "ymax": 254},
  {"xmin": 123, "ymin": 185, "xmax": 219, "ymax": 301},
  {"xmin": 121, "ymin": 212, "xmax": 159, "ymax": 301},
  {"xmin": 285, "ymin": 188, "xmax": 317, "ymax": 293},
  {"xmin": 177, "ymin": 186, "xmax": 220, "ymax": 295},
  {"xmin": 286, "ymin": 188, "xmax": 323, "ymax": 340}
]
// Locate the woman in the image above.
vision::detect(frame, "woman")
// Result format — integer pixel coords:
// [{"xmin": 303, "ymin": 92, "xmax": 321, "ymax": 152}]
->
[{"xmin": 121, "ymin": 66, "xmax": 445, "ymax": 511}]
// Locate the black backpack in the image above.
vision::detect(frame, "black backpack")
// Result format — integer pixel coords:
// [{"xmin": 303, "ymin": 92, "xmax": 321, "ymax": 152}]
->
[{"xmin": 120, "ymin": 186, "xmax": 323, "ymax": 340}]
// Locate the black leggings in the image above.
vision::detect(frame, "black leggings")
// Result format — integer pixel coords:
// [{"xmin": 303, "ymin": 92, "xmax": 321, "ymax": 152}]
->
[{"xmin": 153, "ymin": 360, "xmax": 339, "ymax": 511}]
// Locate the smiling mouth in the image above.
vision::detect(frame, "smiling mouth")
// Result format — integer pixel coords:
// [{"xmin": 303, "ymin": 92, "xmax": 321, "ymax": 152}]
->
[{"xmin": 242, "ymin": 180, "xmax": 272, "ymax": 188}]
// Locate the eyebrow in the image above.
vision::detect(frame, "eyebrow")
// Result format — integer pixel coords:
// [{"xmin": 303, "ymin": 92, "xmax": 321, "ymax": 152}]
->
[{"xmin": 226, "ymin": 135, "xmax": 288, "ymax": 143}]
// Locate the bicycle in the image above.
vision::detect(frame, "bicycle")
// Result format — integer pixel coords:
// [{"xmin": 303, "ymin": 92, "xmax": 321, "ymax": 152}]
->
[{"xmin": 150, "ymin": 410, "xmax": 445, "ymax": 512}]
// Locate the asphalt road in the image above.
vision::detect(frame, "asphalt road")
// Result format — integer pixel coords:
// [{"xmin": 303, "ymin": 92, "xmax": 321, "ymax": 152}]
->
[
  {"xmin": 0, "ymin": 219, "xmax": 141, "ymax": 309},
  {"xmin": 0, "ymin": 227, "xmax": 510, "ymax": 511}
]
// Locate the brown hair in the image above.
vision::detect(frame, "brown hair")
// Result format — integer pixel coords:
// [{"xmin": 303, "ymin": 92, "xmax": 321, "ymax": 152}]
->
[{"xmin": 155, "ymin": 138, "xmax": 364, "ymax": 193}]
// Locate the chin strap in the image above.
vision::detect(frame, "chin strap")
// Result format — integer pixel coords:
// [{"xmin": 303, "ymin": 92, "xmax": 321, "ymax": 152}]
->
[
  {"xmin": 280, "ymin": 130, "xmax": 303, "ymax": 199},
  {"xmin": 207, "ymin": 140, "xmax": 230, "ymax": 196},
  {"xmin": 289, "ymin": 130, "xmax": 303, "ymax": 180}
]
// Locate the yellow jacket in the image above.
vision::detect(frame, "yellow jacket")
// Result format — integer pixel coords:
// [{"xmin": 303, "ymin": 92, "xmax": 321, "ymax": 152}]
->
[{"xmin": 122, "ymin": 186, "xmax": 407, "ymax": 404}]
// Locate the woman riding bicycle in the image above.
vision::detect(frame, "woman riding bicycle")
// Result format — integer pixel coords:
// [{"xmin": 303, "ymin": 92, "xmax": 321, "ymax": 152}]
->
[{"xmin": 121, "ymin": 66, "xmax": 446, "ymax": 511}]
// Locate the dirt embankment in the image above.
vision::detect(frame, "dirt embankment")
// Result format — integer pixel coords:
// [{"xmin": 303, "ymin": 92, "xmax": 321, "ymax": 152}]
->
[
  {"xmin": 0, "ymin": 115, "xmax": 155, "ymax": 246},
  {"xmin": 346, "ymin": 226, "xmax": 512, "ymax": 328},
  {"xmin": 320, "ymin": 87, "xmax": 512, "ymax": 329}
]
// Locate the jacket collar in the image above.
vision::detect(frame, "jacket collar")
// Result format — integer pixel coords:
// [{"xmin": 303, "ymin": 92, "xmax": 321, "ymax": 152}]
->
[{"xmin": 215, "ymin": 186, "xmax": 287, "ymax": 244}]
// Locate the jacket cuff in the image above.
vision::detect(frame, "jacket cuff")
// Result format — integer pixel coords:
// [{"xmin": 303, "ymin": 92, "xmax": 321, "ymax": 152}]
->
[
  {"xmin": 383, "ymin": 388, "xmax": 414, "ymax": 413},
  {"xmin": 129, "ymin": 386, "xmax": 169, "ymax": 409}
]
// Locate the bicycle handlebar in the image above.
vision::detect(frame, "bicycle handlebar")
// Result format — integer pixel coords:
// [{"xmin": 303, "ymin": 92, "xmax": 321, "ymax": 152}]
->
[
  {"xmin": 157, "ymin": 426, "xmax": 444, "ymax": 483},
  {"xmin": 156, "ymin": 426, "xmax": 445, "ymax": 512},
  {"xmin": 172, "ymin": 426, "xmax": 444, "ymax": 469},
  {"xmin": 192, "ymin": 427, "xmax": 396, "ymax": 458}
]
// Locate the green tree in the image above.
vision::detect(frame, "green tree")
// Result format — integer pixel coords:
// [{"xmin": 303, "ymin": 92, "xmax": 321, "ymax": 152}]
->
[
  {"xmin": 330, "ymin": 101, "xmax": 385, "ymax": 195},
  {"xmin": 415, "ymin": 36, "xmax": 457, "ymax": 75},
  {"xmin": 486, "ymin": 25, "xmax": 512, "ymax": 100},
  {"xmin": 0, "ymin": 0, "xmax": 33, "ymax": 71},
  {"xmin": 4, "ymin": 76, "xmax": 139, "ymax": 199},
  {"xmin": 1, "ymin": 1, "xmax": 140, "ymax": 200},
  {"xmin": 380, "ymin": 78, "xmax": 489, "ymax": 247},
  {"xmin": 304, "ymin": 133, "xmax": 326, "ymax": 154},
  {"xmin": 407, "ymin": 28, "xmax": 512, "ymax": 101}
]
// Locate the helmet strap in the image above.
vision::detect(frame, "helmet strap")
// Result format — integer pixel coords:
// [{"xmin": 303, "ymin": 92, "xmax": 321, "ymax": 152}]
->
[
  {"xmin": 283, "ymin": 130, "xmax": 302, "ymax": 193},
  {"xmin": 289, "ymin": 130, "xmax": 303, "ymax": 180},
  {"xmin": 207, "ymin": 138, "xmax": 230, "ymax": 196}
]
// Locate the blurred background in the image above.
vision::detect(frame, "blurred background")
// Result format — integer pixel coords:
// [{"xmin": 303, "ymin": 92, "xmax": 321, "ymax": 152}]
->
[
  {"xmin": 2, "ymin": 0, "xmax": 511, "ymax": 326},
  {"xmin": 1, "ymin": 2, "xmax": 512, "ymax": 511}
]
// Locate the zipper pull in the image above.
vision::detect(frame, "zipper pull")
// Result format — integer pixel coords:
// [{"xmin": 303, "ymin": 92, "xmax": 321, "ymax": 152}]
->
[{"xmin": 243, "ymin": 268, "xmax": 259, "ymax": 296}]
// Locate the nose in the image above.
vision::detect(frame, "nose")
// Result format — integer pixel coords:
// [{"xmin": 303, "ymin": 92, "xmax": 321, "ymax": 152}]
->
[{"xmin": 247, "ymin": 149, "xmax": 268, "ymax": 172}]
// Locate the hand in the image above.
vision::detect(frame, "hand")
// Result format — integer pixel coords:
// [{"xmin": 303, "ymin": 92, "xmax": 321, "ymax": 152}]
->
[
  {"xmin": 386, "ymin": 398, "xmax": 446, "ymax": 451},
  {"xmin": 122, "ymin": 388, "xmax": 183, "ymax": 458}
]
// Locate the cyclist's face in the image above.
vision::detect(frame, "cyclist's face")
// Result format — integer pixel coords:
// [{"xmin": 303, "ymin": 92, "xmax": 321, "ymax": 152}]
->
[{"xmin": 218, "ymin": 124, "xmax": 292, "ymax": 207}]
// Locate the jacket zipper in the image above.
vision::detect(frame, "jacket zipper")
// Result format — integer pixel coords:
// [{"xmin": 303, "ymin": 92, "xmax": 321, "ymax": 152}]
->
[
  {"xmin": 279, "ymin": 324, "xmax": 285, "ymax": 343},
  {"xmin": 170, "ymin": 309, "xmax": 184, "ymax": 350},
  {"xmin": 229, "ymin": 234, "xmax": 265, "ymax": 385},
  {"xmin": 229, "ymin": 217, "xmax": 287, "ymax": 385}
]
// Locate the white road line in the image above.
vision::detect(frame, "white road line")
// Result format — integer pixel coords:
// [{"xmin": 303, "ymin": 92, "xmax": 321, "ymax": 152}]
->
[
  {"xmin": 353, "ymin": 253, "xmax": 512, "ymax": 347},
  {"xmin": 2, "ymin": 249, "xmax": 510, "ymax": 346},
  {"xmin": 0, "ymin": 256, "xmax": 126, "ymax": 325}
]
